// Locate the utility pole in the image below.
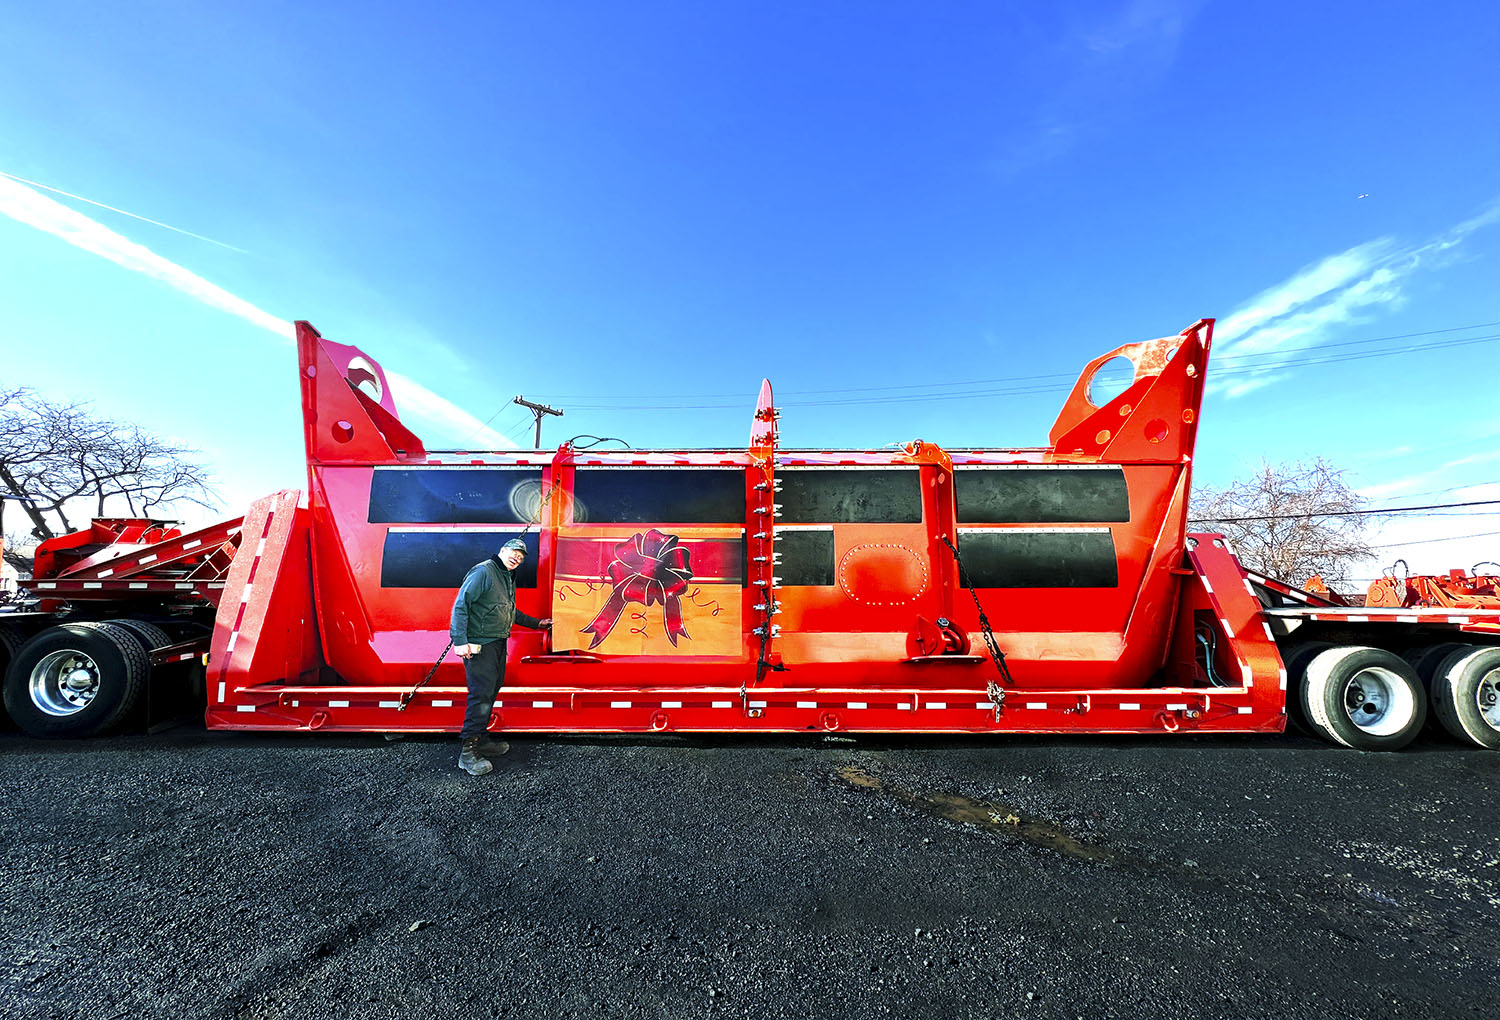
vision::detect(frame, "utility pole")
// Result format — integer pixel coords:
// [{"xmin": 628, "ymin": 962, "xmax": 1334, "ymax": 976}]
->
[{"xmin": 512, "ymin": 395, "xmax": 563, "ymax": 449}]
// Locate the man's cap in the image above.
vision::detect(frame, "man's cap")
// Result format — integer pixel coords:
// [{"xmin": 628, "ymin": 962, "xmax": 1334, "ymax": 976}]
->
[{"xmin": 501, "ymin": 538, "xmax": 528, "ymax": 555}]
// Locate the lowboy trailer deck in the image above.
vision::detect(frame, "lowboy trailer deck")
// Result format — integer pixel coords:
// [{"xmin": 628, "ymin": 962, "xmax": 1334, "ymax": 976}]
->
[{"xmin": 4, "ymin": 318, "xmax": 1498, "ymax": 750}]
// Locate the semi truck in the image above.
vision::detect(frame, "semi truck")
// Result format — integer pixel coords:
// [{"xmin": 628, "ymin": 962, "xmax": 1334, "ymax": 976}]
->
[{"xmin": 3, "ymin": 318, "xmax": 1497, "ymax": 750}]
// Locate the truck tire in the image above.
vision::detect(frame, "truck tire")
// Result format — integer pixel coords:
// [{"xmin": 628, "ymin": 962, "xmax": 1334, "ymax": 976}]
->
[
  {"xmin": 1281, "ymin": 641, "xmax": 1333, "ymax": 735},
  {"xmin": 0, "ymin": 623, "xmax": 27, "ymax": 728},
  {"xmin": 109, "ymin": 619, "xmax": 172, "ymax": 653},
  {"xmin": 1402, "ymin": 642, "xmax": 1466, "ymax": 690},
  {"xmin": 1300, "ymin": 645, "xmax": 1426, "ymax": 751},
  {"xmin": 2, "ymin": 622, "xmax": 149, "ymax": 738},
  {"xmin": 1428, "ymin": 646, "xmax": 1500, "ymax": 750}
]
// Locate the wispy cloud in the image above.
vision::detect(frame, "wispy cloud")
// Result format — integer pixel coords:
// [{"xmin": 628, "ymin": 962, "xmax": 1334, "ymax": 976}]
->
[
  {"xmin": 0, "ymin": 174, "xmax": 513, "ymax": 448},
  {"xmin": 994, "ymin": 1, "xmax": 1201, "ymax": 176},
  {"xmin": 1209, "ymin": 203, "xmax": 1500, "ymax": 397}
]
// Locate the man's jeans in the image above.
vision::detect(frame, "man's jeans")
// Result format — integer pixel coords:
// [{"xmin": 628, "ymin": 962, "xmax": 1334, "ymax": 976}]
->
[{"xmin": 460, "ymin": 639, "xmax": 507, "ymax": 740}]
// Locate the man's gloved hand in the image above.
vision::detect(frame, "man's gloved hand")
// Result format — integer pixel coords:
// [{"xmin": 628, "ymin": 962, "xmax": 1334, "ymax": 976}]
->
[
  {"xmin": 537, "ymin": 618, "xmax": 553, "ymax": 630},
  {"xmin": 455, "ymin": 643, "xmax": 482, "ymax": 659}
]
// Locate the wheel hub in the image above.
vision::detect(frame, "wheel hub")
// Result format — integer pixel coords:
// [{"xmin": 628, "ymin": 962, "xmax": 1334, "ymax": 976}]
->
[
  {"xmin": 1477, "ymin": 668, "xmax": 1500, "ymax": 730},
  {"xmin": 1340, "ymin": 666, "xmax": 1412, "ymax": 737},
  {"xmin": 29, "ymin": 650, "xmax": 102, "ymax": 716}
]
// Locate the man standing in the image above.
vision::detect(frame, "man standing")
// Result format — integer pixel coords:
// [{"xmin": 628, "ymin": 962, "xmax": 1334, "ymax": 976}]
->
[{"xmin": 451, "ymin": 537, "xmax": 551, "ymax": 776}]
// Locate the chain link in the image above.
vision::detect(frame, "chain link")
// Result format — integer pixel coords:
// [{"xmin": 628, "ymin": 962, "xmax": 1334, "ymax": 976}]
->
[{"xmin": 940, "ymin": 535, "xmax": 1013, "ymax": 719}]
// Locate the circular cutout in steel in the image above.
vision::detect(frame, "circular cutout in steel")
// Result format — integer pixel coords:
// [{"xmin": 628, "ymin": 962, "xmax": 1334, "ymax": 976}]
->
[{"xmin": 1086, "ymin": 355, "xmax": 1136, "ymax": 407}]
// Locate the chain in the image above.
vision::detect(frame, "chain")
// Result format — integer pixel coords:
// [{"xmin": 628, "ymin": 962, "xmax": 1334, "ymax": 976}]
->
[
  {"xmin": 940, "ymin": 535, "xmax": 1013, "ymax": 719},
  {"xmin": 399, "ymin": 639, "xmax": 453, "ymax": 711},
  {"xmin": 399, "ymin": 482, "xmax": 559, "ymax": 712}
]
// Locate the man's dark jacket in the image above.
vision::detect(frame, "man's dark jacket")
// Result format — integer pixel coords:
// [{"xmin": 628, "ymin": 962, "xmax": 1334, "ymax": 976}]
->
[{"xmin": 450, "ymin": 556, "xmax": 543, "ymax": 646}]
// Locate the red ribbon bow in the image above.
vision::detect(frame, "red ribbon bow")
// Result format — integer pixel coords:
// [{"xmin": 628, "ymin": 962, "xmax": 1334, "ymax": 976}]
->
[{"xmin": 581, "ymin": 529, "xmax": 694, "ymax": 648}]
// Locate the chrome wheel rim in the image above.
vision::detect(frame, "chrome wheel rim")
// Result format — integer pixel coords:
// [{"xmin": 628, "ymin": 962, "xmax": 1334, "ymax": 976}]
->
[
  {"xmin": 1342, "ymin": 666, "xmax": 1413, "ymax": 737},
  {"xmin": 29, "ymin": 650, "xmax": 101, "ymax": 716},
  {"xmin": 1476, "ymin": 667, "xmax": 1500, "ymax": 731}
]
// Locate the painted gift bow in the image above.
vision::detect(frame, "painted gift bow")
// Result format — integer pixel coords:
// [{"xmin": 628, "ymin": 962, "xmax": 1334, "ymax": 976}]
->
[{"xmin": 581, "ymin": 529, "xmax": 694, "ymax": 648}]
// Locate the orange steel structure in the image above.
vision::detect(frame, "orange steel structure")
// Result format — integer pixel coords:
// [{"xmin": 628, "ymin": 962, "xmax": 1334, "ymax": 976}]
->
[{"xmin": 6, "ymin": 318, "xmax": 1500, "ymax": 748}]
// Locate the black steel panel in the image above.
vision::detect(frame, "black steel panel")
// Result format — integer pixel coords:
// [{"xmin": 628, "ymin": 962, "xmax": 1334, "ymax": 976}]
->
[
  {"xmin": 776, "ymin": 530, "xmax": 836, "ymax": 586},
  {"xmin": 954, "ymin": 467, "xmax": 1129, "ymax": 524},
  {"xmin": 572, "ymin": 469, "xmax": 745, "ymax": 524},
  {"xmin": 778, "ymin": 468, "xmax": 922, "ymax": 524},
  {"xmin": 381, "ymin": 531, "xmax": 539, "ymax": 589},
  {"xmin": 958, "ymin": 531, "xmax": 1118, "ymax": 588},
  {"xmin": 369, "ymin": 468, "xmax": 543, "ymax": 524}
]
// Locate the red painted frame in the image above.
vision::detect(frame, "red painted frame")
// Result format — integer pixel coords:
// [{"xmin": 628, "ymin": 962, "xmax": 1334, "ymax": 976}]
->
[{"xmin": 201, "ymin": 317, "xmax": 1294, "ymax": 735}]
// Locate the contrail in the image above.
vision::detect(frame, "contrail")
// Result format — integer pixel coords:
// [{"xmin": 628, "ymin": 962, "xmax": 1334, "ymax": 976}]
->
[
  {"xmin": 0, "ymin": 169, "xmax": 250, "ymax": 254},
  {"xmin": 0, "ymin": 173, "xmax": 515, "ymax": 449}
]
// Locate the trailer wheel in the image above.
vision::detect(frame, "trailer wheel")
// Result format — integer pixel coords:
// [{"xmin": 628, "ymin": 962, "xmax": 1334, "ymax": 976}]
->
[
  {"xmin": 1402, "ymin": 642, "xmax": 1466, "ymax": 689},
  {"xmin": 0, "ymin": 623, "xmax": 27, "ymax": 728},
  {"xmin": 1281, "ymin": 642, "xmax": 1333, "ymax": 735},
  {"xmin": 2, "ymin": 623, "xmax": 149, "ymax": 738},
  {"xmin": 1300, "ymin": 646, "xmax": 1426, "ymax": 750},
  {"xmin": 109, "ymin": 619, "xmax": 172, "ymax": 654},
  {"xmin": 1428, "ymin": 646, "xmax": 1500, "ymax": 750}
]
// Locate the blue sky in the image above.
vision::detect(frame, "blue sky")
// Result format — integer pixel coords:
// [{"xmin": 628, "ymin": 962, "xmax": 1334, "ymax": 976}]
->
[{"xmin": 1, "ymin": 1, "xmax": 1497, "ymax": 581}]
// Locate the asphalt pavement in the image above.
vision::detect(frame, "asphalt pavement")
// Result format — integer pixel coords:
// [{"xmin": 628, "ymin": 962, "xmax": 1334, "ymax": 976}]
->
[{"xmin": 1, "ymin": 725, "xmax": 1497, "ymax": 1020}]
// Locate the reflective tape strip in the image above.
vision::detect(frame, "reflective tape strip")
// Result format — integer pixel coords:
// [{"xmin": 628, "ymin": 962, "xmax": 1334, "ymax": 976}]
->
[
  {"xmin": 1241, "ymin": 664, "xmax": 1253, "ymax": 685},
  {"xmin": 217, "ymin": 682, "xmax": 226, "ymax": 702},
  {"xmin": 176, "ymin": 583, "xmax": 193, "ymax": 590},
  {"xmin": 225, "ymin": 633, "xmax": 238, "ymax": 653},
  {"xmin": 255, "ymin": 539, "xmax": 266, "ymax": 557},
  {"xmin": 84, "ymin": 582, "xmax": 101, "ymax": 589},
  {"xmin": 713, "ymin": 701, "xmax": 733, "ymax": 708},
  {"xmin": 184, "ymin": 539, "xmax": 202, "ymax": 550},
  {"xmin": 661, "ymin": 701, "xmax": 683, "ymax": 709},
  {"xmin": 1238, "ymin": 707, "xmax": 1254, "ymax": 715},
  {"xmin": 1166, "ymin": 703, "xmax": 1187, "ymax": 711},
  {"xmin": 37, "ymin": 582, "xmax": 55, "ymax": 589},
  {"xmin": 1119, "ymin": 702, "xmax": 1140, "ymax": 710},
  {"xmin": 1025, "ymin": 702, "xmax": 1047, "ymax": 710},
  {"xmin": 846, "ymin": 702, "xmax": 867, "ymax": 709},
  {"xmin": 330, "ymin": 700, "xmax": 349, "ymax": 708},
  {"xmin": 1262, "ymin": 623, "xmax": 1276, "ymax": 642},
  {"xmin": 1200, "ymin": 575, "xmax": 1213, "ymax": 593},
  {"xmin": 236, "ymin": 705, "xmax": 255, "ymax": 713},
  {"xmin": 240, "ymin": 586, "xmax": 253, "ymax": 603},
  {"xmin": 977, "ymin": 701, "xmax": 993, "ymax": 709},
  {"xmin": 140, "ymin": 554, "xmax": 157, "ymax": 565},
  {"xmin": 749, "ymin": 700, "xmax": 767, "ymax": 708},
  {"xmin": 897, "ymin": 703, "xmax": 911, "ymax": 710},
  {"xmin": 1348, "ymin": 615, "xmax": 1369, "ymax": 623},
  {"xmin": 99, "ymin": 569, "xmax": 114, "ymax": 578},
  {"xmin": 129, "ymin": 583, "xmax": 147, "ymax": 590},
  {"xmin": 433, "ymin": 700, "xmax": 454, "ymax": 707},
  {"xmin": 610, "ymin": 701, "xmax": 632, "ymax": 709},
  {"xmin": 1243, "ymin": 579, "xmax": 1256, "ymax": 595},
  {"xmin": 1278, "ymin": 668, "xmax": 1288, "ymax": 691},
  {"xmin": 533, "ymin": 700, "xmax": 554, "ymax": 708},
  {"xmin": 1398, "ymin": 615, "xmax": 1418, "ymax": 623},
  {"xmin": 797, "ymin": 701, "xmax": 817, "ymax": 708},
  {"xmin": 379, "ymin": 701, "xmax": 400, "ymax": 708},
  {"xmin": 1449, "ymin": 616, "xmax": 1470, "ymax": 623},
  {"xmin": 927, "ymin": 702, "xmax": 947, "ymax": 709}
]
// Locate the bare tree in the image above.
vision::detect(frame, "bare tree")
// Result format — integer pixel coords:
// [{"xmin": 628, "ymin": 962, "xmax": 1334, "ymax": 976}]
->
[
  {"xmin": 1, "ymin": 387, "xmax": 219, "ymax": 573},
  {"xmin": 1191, "ymin": 458, "xmax": 1375, "ymax": 587}
]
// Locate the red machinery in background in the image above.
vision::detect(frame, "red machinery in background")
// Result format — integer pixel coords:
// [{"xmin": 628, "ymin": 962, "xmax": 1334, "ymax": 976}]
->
[{"xmin": 4, "ymin": 319, "xmax": 1498, "ymax": 751}]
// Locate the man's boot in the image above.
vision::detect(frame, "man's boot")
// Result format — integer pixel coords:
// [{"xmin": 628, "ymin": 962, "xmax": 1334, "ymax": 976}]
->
[
  {"xmin": 478, "ymin": 735, "xmax": 511, "ymax": 757},
  {"xmin": 458, "ymin": 738, "xmax": 493, "ymax": 776}
]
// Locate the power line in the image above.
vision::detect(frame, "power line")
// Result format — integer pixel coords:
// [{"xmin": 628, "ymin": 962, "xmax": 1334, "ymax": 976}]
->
[
  {"xmin": 1188, "ymin": 498, "xmax": 1500, "ymax": 524},
  {"xmin": 549, "ymin": 330, "xmax": 1500, "ymax": 412},
  {"xmin": 531, "ymin": 320, "xmax": 1500, "ymax": 405}
]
